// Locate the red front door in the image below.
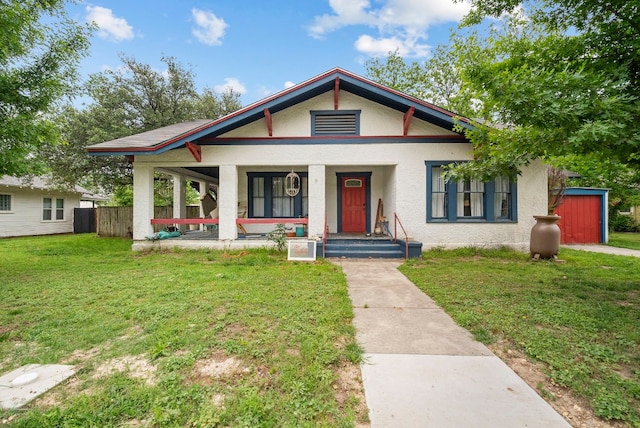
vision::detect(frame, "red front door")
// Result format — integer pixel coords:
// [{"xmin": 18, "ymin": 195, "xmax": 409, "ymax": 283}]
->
[{"xmin": 341, "ymin": 177, "xmax": 366, "ymax": 233}]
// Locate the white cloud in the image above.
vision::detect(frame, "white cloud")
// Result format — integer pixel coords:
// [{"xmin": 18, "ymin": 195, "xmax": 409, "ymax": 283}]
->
[
  {"xmin": 192, "ymin": 8, "xmax": 228, "ymax": 46},
  {"xmin": 354, "ymin": 34, "xmax": 430, "ymax": 57},
  {"xmin": 284, "ymin": 81, "xmax": 296, "ymax": 89},
  {"xmin": 308, "ymin": 0, "xmax": 374, "ymax": 37},
  {"xmin": 86, "ymin": 6, "xmax": 135, "ymax": 42},
  {"xmin": 214, "ymin": 78, "xmax": 247, "ymax": 94},
  {"xmin": 309, "ymin": 0, "xmax": 471, "ymax": 58}
]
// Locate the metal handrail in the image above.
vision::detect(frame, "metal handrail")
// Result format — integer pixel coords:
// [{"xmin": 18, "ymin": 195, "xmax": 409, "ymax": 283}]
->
[
  {"xmin": 322, "ymin": 214, "xmax": 328, "ymax": 258},
  {"xmin": 394, "ymin": 212, "xmax": 409, "ymax": 259}
]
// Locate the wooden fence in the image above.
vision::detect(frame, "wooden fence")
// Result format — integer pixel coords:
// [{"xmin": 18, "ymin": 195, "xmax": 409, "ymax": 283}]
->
[{"xmin": 97, "ymin": 206, "xmax": 200, "ymax": 237}]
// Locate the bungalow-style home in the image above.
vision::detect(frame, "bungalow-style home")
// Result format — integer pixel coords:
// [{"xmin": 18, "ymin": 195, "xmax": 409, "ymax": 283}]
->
[
  {"xmin": 0, "ymin": 175, "xmax": 105, "ymax": 238},
  {"xmin": 87, "ymin": 68, "xmax": 547, "ymax": 257}
]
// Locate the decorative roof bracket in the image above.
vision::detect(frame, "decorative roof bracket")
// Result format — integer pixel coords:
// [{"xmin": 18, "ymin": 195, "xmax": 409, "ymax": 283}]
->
[
  {"xmin": 403, "ymin": 106, "xmax": 415, "ymax": 136},
  {"xmin": 334, "ymin": 76, "xmax": 340, "ymax": 110},
  {"xmin": 185, "ymin": 141, "xmax": 202, "ymax": 162},
  {"xmin": 263, "ymin": 108, "xmax": 273, "ymax": 136}
]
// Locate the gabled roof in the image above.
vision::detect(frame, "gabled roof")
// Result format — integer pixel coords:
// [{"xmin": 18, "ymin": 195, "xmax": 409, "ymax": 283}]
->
[
  {"xmin": 88, "ymin": 67, "xmax": 473, "ymax": 156},
  {"xmin": 0, "ymin": 175, "xmax": 107, "ymax": 200}
]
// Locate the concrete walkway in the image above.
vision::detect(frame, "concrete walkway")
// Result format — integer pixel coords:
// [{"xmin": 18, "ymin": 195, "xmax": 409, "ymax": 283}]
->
[
  {"xmin": 333, "ymin": 259, "xmax": 571, "ymax": 428},
  {"xmin": 562, "ymin": 244, "xmax": 640, "ymax": 258}
]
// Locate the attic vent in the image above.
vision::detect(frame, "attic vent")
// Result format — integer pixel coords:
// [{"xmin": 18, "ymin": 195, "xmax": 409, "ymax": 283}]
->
[{"xmin": 311, "ymin": 110, "xmax": 360, "ymax": 136}]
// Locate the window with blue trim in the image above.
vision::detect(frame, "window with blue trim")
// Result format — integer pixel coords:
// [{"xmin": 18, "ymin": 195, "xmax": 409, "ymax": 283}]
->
[
  {"xmin": 311, "ymin": 110, "xmax": 361, "ymax": 136},
  {"xmin": 248, "ymin": 172, "xmax": 308, "ymax": 218},
  {"xmin": 426, "ymin": 162, "xmax": 517, "ymax": 222}
]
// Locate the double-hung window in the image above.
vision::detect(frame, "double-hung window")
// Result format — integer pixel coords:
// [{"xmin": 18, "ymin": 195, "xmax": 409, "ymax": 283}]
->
[
  {"xmin": 426, "ymin": 162, "xmax": 517, "ymax": 222},
  {"xmin": 0, "ymin": 194, "xmax": 12, "ymax": 213},
  {"xmin": 248, "ymin": 172, "xmax": 308, "ymax": 218},
  {"xmin": 43, "ymin": 197, "xmax": 64, "ymax": 221}
]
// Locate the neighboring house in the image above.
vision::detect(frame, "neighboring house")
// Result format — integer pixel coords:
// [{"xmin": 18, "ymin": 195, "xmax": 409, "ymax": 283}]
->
[
  {"xmin": 87, "ymin": 68, "xmax": 547, "ymax": 252},
  {"xmin": 0, "ymin": 176, "xmax": 104, "ymax": 238}
]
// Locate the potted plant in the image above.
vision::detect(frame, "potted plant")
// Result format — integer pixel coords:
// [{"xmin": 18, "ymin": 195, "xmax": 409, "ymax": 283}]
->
[{"xmin": 530, "ymin": 166, "xmax": 566, "ymax": 259}]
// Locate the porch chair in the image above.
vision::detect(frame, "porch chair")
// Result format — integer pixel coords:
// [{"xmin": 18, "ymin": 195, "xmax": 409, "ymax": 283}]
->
[{"xmin": 200, "ymin": 193, "xmax": 218, "ymax": 232}]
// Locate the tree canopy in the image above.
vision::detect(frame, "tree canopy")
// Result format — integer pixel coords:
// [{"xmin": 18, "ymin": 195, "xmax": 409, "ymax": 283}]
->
[
  {"xmin": 446, "ymin": 0, "xmax": 640, "ymax": 180},
  {"xmin": 365, "ymin": 46, "xmax": 479, "ymax": 118},
  {"xmin": 0, "ymin": 0, "xmax": 92, "ymax": 176},
  {"xmin": 367, "ymin": 1, "xmax": 639, "ymax": 183},
  {"xmin": 41, "ymin": 55, "xmax": 242, "ymax": 193}
]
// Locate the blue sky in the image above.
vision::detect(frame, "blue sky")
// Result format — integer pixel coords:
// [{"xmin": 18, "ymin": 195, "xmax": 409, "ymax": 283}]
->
[{"xmin": 65, "ymin": 0, "xmax": 471, "ymax": 106}]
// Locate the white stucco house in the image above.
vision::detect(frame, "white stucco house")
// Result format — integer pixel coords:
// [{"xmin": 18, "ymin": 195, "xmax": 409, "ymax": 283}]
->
[
  {"xmin": 87, "ymin": 68, "xmax": 547, "ymax": 256},
  {"xmin": 0, "ymin": 175, "xmax": 104, "ymax": 238}
]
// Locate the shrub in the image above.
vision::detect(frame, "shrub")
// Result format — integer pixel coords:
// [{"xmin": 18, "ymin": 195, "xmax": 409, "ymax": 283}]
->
[
  {"xmin": 266, "ymin": 223, "xmax": 287, "ymax": 251},
  {"xmin": 609, "ymin": 212, "xmax": 640, "ymax": 232}
]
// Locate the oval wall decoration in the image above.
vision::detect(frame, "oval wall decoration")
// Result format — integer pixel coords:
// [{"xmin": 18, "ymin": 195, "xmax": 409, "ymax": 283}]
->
[{"xmin": 285, "ymin": 171, "xmax": 301, "ymax": 196}]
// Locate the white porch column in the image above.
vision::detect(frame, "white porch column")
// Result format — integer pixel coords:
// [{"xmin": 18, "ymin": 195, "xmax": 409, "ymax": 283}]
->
[
  {"xmin": 197, "ymin": 180, "xmax": 207, "ymax": 217},
  {"xmin": 218, "ymin": 164, "xmax": 238, "ymax": 240},
  {"xmin": 197, "ymin": 180, "xmax": 207, "ymax": 231},
  {"xmin": 132, "ymin": 163, "xmax": 154, "ymax": 240},
  {"xmin": 308, "ymin": 164, "xmax": 326, "ymax": 238},
  {"xmin": 172, "ymin": 174, "xmax": 186, "ymax": 231}
]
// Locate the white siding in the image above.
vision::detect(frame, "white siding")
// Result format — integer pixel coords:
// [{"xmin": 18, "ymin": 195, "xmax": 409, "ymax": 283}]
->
[
  {"xmin": 0, "ymin": 188, "xmax": 80, "ymax": 238},
  {"xmin": 130, "ymin": 90, "xmax": 547, "ymax": 251},
  {"xmin": 135, "ymin": 142, "xmax": 546, "ymax": 250}
]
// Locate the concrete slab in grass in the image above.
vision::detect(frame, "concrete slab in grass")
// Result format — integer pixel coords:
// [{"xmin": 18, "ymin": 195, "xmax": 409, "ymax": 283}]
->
[{"xmin": 0, "ymin": 364, "xmax": 75, "ymax": 409}]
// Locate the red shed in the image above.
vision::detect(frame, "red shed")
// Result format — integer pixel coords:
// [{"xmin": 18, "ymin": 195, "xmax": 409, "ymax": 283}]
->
[{"xmin": 555, "ymin": 188, "xmax": 609, "ymax": 244}]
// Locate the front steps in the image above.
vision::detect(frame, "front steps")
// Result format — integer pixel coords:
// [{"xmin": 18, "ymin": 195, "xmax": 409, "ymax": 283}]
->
[{"xmin": 319, "ymin": 237, "xmax": 422, "ymax": 259}]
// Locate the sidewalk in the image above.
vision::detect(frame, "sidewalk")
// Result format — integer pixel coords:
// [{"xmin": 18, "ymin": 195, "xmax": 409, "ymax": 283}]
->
[
  {"xmin": 562, "ymin": 244, "xmax": 640, "ymax": 258},
  {"xmin": 334, "ymin": 259, "xmax": 571, "ymax": 428}
]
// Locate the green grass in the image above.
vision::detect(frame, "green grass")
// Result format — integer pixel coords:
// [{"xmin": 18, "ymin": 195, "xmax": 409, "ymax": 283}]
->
[
  {"xmin": 609, "ymin": 232, "xmax": 640, "ymax": 250},
  {"xmin": 399, "ymin": 247, "xmax": 640, "ymax": 427},
  {"xmin": 0, "ymin": 234, "xmax": 366, "ymax": 427}
]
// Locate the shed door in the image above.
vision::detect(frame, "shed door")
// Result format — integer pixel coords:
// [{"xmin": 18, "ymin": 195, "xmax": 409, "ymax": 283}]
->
[
  {"xmin": 556, "ymin": 195, "xmax": 601, "ymax": 243},
  {"xmin": 341, "ymin": 177, "xmax": 366, "ymax": 233}
]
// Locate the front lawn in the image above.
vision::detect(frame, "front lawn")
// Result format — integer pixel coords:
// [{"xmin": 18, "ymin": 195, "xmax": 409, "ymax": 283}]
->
[
  {"xmin": 0, "ymin": 235, "xmax": 366, "ymax": 427},
  {"xmin": 609, "ymin": 232, "xmax": 640, "ymax": 251},
  {"xmin": 3, "ymin": 235, "xmax": 639, "ymax": 427},
  {"xmin": 400, "ymin": 247, "xmax": 640, "ymax": 427}
]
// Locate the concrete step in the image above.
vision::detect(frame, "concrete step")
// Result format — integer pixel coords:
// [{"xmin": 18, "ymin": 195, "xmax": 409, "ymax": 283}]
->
[{"xmin": 323, "ymin": 239, "xmax": 406, "ymax": 259}]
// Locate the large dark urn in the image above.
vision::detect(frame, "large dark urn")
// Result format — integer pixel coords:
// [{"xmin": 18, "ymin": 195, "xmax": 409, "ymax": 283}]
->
[{"xmin": 530, "ymin": 215, "xmax": 561, "ymax": 259}]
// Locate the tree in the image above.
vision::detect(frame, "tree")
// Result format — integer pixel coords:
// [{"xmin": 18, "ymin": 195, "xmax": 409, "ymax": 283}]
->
[
  {"xmin": 41, "ymin": 55, "xmax": 242, "ymax": 193},
  {"xmin": 365, "ymin": 47, "xmax": 480, "ymax": 117},
  {"xmin": 445, "ymin": 2, "xmax": 640, "ymax": 181},
  {"xmin": 554, "ymin": 154, "xmax": 640, "ymax": 218},
  {"xmin": 0, "ymin": 0, "xmax": 92, "ymax": 177}
]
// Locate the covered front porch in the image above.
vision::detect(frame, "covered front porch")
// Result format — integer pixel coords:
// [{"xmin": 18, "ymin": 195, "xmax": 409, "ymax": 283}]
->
[{"xmin": 131, "ymin": 161, "xmax": 417, "ymax": 257}]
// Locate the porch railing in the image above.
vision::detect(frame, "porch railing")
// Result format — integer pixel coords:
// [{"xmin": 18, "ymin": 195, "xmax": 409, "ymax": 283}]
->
[
  {"xmin": 151, "ymin": 218, "xmax": 218, "ymax": 225},
  {"xmin": 393, "ymin": 212, "xmax": 409, "ymax": 259},
  {"xmin": 150, "ymin": 217, "xmax": 307, "ymax": 227}
]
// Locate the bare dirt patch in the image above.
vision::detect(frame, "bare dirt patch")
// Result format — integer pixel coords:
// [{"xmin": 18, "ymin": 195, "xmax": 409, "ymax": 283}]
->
[
  {"xmin": 61, "ymin": 346, "xmax": 102, "ymax": 364},
  {"xmin": 333, "ymin": 361, "xmax": 370, "ymax": 427},
  {"xmin": 189, "ymin": 353, "xmax": 245, "ymax": 387},
  {"xmin": 490, "ymin": 341, "xmax": 627, "ymax": 428},
  {"xmin": 93, "ymin": 354, "xmax": 157, "ymax": 385}
]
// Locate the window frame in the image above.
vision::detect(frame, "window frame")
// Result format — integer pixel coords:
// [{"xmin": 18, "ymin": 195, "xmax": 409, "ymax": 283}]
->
[
  {"xmin": 425, "ymin": 161, "xmax": 517, "ymax": 223},
  {"xmin": 247, "ymin": 172, "xmax": 308, "ymax": 218},
  {"xmin": 0, "ymin": 193, "xmax": 13, "ymax": 213},
  {"xmin": 310, "ymin": 110, "xmax": 361, "ymax": 136},
  {"xmin": 43, "ymin": 197, "xmax": 65, "ymax": 222}
]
